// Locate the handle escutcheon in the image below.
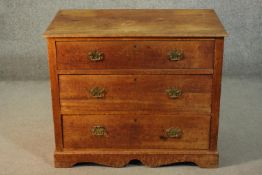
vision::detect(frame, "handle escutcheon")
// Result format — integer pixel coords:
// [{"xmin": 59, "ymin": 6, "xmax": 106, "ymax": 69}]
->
[
  {"xmin": 90, "ymin": 87, "xmax": 106, "ymax": 98},
  {"xmin": 168, "ymin": 50, "xmax": 183, "ymax": 61},
  {"xmin": 88, "ymin": 50, "xmax": 104, "ymax": 61},
  {"xmin": 166, "ymin": 127, "xmax": 183, "ymax": 138},
  {"xmin": 166, "ymin": 87, "xmax": 182, "ymax": 99},
  {"xmin": 91, "ymin": 126, "xmax": 107, "ymax": 136}
]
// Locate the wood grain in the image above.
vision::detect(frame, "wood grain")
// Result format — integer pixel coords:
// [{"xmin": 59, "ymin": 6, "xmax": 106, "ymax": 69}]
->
[
  {"xmin": 59, "ymin": 75, "xmax": 212, "ymax": 114},
  {"xmin": 210, "ymin": 38, "xmax": 224, "ymax": 150},
  {"xmin": 56, "ymin": 40, "xmax": 214, "ymax": 70},
  {"xmin": 57, "ymin": 69, "xmax": 214, "ymax": 75},
  {"xmin": 44, "ymin": 9, "xmax": 228, "ymax": 37},
  {"xmin": 54, "ymin": 149, "xmax": 218, "ymax": 168},
  {"xmin": 44, "ymin": 9, "xmax": 227, "ymax": 168},
  {"xmin": 47, "ymin": 38, "xmax": 63, "ymax": 151},
  {"xmin": 62, "ymin": 114, "xmax": 210, "ymax": 150}
]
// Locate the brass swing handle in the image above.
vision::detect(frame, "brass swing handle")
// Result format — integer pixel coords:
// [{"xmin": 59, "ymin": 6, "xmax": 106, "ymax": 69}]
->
[
  {"xmin": 165, "ymin": 127, "xmax": 183, "ymax": 138},
  {"xmin": 90, "ymin": 87, "xmax": 106, "ymax": 98},
  {"xmin": 91, "ymin": 126, "xmax": 107, "ymax": 136},
  {"xmin": 88, "ymin": 50, "xmax": 104, "ymax": 61},
  {"xmin": 166, "ymin": 87, "xmax": 182, "ymax": 99},
  {"xmin": 167, "ymin": 50, "xmax": 184, "ymax": 61},
  {"xmin": 90, "ymin": 87, "xmax": 181, "ymax": 99},
  {"xmin": 89, "ymin": 50, "xmax": 182, "ymax": 61}
]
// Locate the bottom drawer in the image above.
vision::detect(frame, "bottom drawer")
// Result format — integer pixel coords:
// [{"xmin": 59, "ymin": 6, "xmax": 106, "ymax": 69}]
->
[{"xmin": 63, "ymin": 115, "xmax": 210, "ymax": 150}]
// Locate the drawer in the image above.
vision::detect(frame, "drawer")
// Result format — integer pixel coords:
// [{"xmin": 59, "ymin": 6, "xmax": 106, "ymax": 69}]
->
[
  {"xmin": 59, "ymin": 75, "xmax": 212, "ymax": 114},
  {"xmin": 56, "ymin": 40, "xmax": 214, "ymax": 70},
  {"xmin": 62, "ymin": 115, "xmax": 210, "ymax": 150}
]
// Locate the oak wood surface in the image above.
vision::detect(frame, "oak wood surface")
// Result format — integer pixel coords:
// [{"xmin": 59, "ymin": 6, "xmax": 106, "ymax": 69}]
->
[
  {"xmin": 54, "ymin": 150, "xmax": 218, "ymax": 168},
  {"xmin": 47, "ymin": 38, "xmax": 63, "ymax": 151},
  {"xmin": 210, "ymin": 38, "xmax": 224, "ymax": 150},
  {"xmin": 57, "ymin": 69, "xmax": 214, "ymax": 75},
  {"xmin": 62, "ymin": 115, "xmax": 210, "ymax": 150},
  {"xmin": 59, "ymin": 75, "xmax": 212, "ymax": 114},
  {"xmin": 44, "ymin": 9, "xmax": 228, "ymax": 37},
  {"xmin": 44, "ymin": 9, "xmax": 226, "ymax": 168},
  {"xmin": 56, "ymin": 40, "xmax": 214, "ymax": 70}
]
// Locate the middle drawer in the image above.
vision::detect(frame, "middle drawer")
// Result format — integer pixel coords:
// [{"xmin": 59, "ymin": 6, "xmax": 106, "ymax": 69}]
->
[{"xmin": 59, "ymin": 75, "xmax": 212, "ymax": 114}]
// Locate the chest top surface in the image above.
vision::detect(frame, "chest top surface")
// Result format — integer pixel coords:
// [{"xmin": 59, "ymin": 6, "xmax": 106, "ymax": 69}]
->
[{"xmin": 44, "ymin": 9, "xmax": 227, "ymax": 38}]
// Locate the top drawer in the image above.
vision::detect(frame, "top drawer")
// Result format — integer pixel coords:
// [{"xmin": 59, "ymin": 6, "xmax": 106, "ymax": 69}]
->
[{"xmin": 56, "ymin": 40, "xmax": 214, "ymax": 70}]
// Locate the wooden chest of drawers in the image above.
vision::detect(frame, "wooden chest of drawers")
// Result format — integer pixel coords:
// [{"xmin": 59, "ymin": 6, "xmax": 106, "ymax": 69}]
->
[{"xmin": 44, "ymin": 9, "xmax": 227, "ymax": 168}]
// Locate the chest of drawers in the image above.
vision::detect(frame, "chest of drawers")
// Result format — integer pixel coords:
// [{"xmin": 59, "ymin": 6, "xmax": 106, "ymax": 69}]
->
[{"xmin": 44, "ymin": 9, "xmax": 227, "ymax": 168}]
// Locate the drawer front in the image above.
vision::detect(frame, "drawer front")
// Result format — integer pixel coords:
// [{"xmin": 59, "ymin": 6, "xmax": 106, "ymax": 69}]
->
[
  {"xmin": 56, "ymin": 40, "xmax": 214, "ymax": 70},
  {"xmin": 59, "ymin": 75, "xmax": 212, "ymax": 114},
  {"xmin": 63, "ymin": 115, "xmax": 210, "ymax": 149}
]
